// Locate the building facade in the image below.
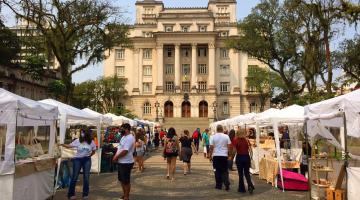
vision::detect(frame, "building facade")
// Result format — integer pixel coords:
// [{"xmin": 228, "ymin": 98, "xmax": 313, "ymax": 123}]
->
[{"xmin": 104, "ymin": 0, "xmax": 268, "ymax": 122}]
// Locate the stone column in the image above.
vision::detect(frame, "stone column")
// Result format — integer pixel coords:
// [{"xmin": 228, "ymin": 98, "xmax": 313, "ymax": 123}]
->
[
  {"xmin": 174, "ymin": 44, "xmax": 181, "ymax": 92},
  {"xmin": 139, "ymin": 48, "xmax": 143, "ymax": 94},
  {"xmin": 132, "ymin": 48, "xmax": 140, "ymax": 95},
  {"xmin": 208, "ymin": 43, "xmax": 216, "ymax": 92},
  {"xmin": 156, "ymin": 44, "xmax": 163, "ymax": 94},
  {"xmin": 191, "ymin": 43, "xmax": 197, "ymax": 92}
]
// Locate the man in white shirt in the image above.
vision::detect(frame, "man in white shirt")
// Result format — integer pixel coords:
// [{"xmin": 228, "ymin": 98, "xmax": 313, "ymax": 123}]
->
[
  {"xmin": 209, "ymin": 125, "xmax": 231, "ymax": 191},
  {"xmin": 113, "ymin": 123, "xmax": 135, "ymax": 200}
]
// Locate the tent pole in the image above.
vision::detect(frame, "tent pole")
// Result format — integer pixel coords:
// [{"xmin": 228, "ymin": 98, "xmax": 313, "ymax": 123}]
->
[
  {"xmin": 304, "ymin": 118, "xmax": 312, "ymax": 199},
  {"xmin": 342, "ymin": 111, "xmax": 348, "ymax": 199}
]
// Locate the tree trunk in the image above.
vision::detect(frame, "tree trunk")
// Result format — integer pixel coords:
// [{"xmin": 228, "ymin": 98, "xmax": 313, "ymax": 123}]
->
[{"xmin": 324, "ymin": 30, "xmax": 333, "ymax": 94}]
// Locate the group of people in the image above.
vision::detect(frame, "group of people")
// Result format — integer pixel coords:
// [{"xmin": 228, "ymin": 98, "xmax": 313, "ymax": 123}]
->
[{"xmin": 61, "ymin": 124, "xmax": 256, "ymax": 200}]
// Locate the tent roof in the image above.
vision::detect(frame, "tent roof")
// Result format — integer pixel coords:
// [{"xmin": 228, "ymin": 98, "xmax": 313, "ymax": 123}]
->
[
  {"xmin": 305, "ymin": 89, "xmax": 360, "ymax": 138},
  {"xmin": 0, "ymin": 88, "xmax": 58, "ymax": 123},
  {"xmin": 39, "ymin": 99, "xmax": 99, "ymax": 125},
  {"xmin": 254, "ymin": 108, "xmax": 281, "ymax": 125},
  {"xmin": 82, "ymin": 108, "xmax": 112, "ymax": 125},
  {"xmin": 271, "ymin": 105, "xmax": 304, "ymax": 123}
]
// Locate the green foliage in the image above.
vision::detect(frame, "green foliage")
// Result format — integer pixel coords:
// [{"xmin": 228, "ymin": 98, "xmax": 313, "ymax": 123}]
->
[
  {"xmin": 72, "ymin": 76, "xmax": 133, "ymax": 116},
  {"xmin": 0, "ymin": 21, "xmax": 20, "ymax": 65},
  {"xmin": 23, "ymin": 55, "xmax": 46, "ymax": 81},
  {"xmin": 293, "ymin": 92, "xmax": 335, "ymax": 106},
  {"xmin": 48, "ymin": 80, "xmax": 66, "ymax": 100},
  {"xmin": 247, "ymin": 65, "xmax": 285, "ymax": 111},
  {"xmin": 3, "ymin": 0, "xmax": 131, "ymax": 102},
  {"xmin": 335, "ymin": 36, "xmax": 360, "ymax": 83}
]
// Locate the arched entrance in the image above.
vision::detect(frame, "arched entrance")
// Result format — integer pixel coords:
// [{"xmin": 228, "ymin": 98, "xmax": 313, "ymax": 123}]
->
[
  {"xmin": 181, "ymin": 101, "xmax": 191, "ymax": 118},
  {"xmin": 164, "ymin": 101, "xmax": 174, "ymax": 118},
  {"xmin": 199, "ymin": 101, "xmax": 208, "ymax": 118}
]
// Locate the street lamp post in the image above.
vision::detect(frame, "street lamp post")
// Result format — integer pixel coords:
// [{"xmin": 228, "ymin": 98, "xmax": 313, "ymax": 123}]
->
[
  {"xmin": 155, "ymin": 101, "xmax": 160, "ymax": 122},
  {"xmin": 212, "ymin": 101, "xmax": 217, "ymax": 122}
]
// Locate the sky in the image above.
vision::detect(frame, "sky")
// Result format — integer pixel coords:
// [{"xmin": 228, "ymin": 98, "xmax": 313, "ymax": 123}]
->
[{"xmin": 2, "ymin": 0, "xmax": 358, "ymax": 83}]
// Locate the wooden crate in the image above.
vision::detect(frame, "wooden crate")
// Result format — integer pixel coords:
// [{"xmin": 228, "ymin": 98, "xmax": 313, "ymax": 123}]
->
[
  {"xmin": 335, "ymin": 189, "xmax": 345, "ymax": 200},
  {"xmin": 326, "ymin": 188, "xmax": 335, "ymax": 200},
  {"xmin": 327, "ymin": 188, "xmax": 346, "ymax": 200}
]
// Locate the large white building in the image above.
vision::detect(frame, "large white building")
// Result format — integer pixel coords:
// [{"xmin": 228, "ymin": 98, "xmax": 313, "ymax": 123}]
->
[{"xmin": 104, "ymin": 0, "xmax": 267, "ymax": 124}]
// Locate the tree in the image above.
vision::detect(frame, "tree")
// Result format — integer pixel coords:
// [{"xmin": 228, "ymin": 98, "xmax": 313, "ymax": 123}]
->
[
  {"xmin": 3, "ymin": 0, "xmax": 130, "ymax": 102},
  {"xmin": 72, "ymin": 76, "xmax": 134, "ymax": 117},
  {"xmin": 246, "ymin": 65, "xmax": 284, "ymax": 111},
  {"xmin": 48, "ymin": 80, "xmax": 66, "ymax": 100},
  {"xmin": 227, "ymin": 0, "xmax": 305, "ymax": 102},
  {"xmin": 0, "ymin": 20, "xmax": 20, "ymax": 65},
  {"xmin": 335, "ymin": 36, "xmax": 360, "ymax": 83}
]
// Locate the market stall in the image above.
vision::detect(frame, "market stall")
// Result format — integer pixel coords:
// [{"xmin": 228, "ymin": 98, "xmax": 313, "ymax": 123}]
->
[
  {"xmin": 305, "ymin": 89, "xmax": 360, "ymax": 200},
  {"xmin": 39, "ymin": 99, "xmax": 102, "ymax": 193},
  {"xmin": 0, "ymin": 89, "xmax": 59, "ymax": 200}
]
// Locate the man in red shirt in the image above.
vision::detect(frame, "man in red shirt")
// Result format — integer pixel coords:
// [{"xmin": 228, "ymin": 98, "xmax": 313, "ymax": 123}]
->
[{"xmin": 159, "ymin": 129, "xmax": 166, "ymax": 147}]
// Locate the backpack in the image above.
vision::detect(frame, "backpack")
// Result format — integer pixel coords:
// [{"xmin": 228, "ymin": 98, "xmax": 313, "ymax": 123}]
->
[
  {"xmin": 165, "ymin": 137, "xmax": 177, "ymax": 154},
  {"xmin": 192, "ymin": 131, "xmax": 199, "ymax": 140}
]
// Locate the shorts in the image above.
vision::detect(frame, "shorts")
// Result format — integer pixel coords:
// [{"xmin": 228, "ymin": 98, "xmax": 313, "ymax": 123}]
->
[{"xmin": 117, "ymin": 163, "xmax": 134, "ymax": 184}]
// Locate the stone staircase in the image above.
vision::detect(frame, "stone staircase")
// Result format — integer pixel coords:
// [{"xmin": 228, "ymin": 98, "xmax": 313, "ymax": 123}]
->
[{"xmin": 162, "ymin": 117, "xmax": 210, "ymax": 134}]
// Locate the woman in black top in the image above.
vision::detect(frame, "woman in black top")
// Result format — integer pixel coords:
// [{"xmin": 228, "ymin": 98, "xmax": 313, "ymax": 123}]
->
[
  {"xmin": 179, "ymin": 130, "xmax": 194, "ymax": 175},
  {"xmin": 153, "ymin": 130, "xmax": 160, "ymax": 150}
]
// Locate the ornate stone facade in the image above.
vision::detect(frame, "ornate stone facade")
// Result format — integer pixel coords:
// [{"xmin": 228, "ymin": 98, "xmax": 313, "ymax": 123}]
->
[{"xmin": 103, "ymin": 0, "xmax": 268, "ymax": 121}]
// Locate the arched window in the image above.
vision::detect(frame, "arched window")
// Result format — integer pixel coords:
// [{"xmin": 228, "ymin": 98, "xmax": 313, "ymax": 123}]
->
[{"xmin": 143, "ymin": 102, "xmax": 151, "ymax": 115}]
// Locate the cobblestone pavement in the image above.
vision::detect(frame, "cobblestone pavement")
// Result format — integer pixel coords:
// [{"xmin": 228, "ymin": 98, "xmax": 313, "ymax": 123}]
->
[{"xmin": 54, "ymin": 150, "xmax": 308, "ymax": 200}]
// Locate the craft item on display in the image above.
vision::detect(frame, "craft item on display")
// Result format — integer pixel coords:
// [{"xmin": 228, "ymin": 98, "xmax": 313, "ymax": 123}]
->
[
  {"xmin": 24, "ymin": 130, "xmax": 44, "ymax": 157},
  {"xmin": 277, "ymin": 169, "xmax": 309, "ymax": 191},
  {"xmin": 15, "ymin": 132, "xmax": 30, "ymax": 160}
]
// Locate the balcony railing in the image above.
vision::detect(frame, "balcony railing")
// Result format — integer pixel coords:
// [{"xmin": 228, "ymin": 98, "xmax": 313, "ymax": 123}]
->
[
  {"xmin": 216, "ymin": 13, "xmax": 230, "ymax": 18},
  {"xmin": 142, "ymin": 14, "xmax": 156, "ymax": 19}
]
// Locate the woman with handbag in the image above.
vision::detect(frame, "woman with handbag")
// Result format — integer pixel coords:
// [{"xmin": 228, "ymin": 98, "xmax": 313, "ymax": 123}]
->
[
  {"xmin": 134, "ymin": 130, "xmax": 146, "ymax": 172},
  {"xmin": 232, "ymin": 128, "xmax": 255, "ymax": 194},
  {"xmin": 60, "ymin": 129, "xmax": 96, "ymax": 200},
  {"xmin": 163, "ymin": 127, "xmax": 179, "ymax": 181}
]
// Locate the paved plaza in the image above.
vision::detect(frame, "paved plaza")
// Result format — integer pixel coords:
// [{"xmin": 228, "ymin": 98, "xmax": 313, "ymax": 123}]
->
[{"xmin": 54, "ymin": 150, "xmax": 308, "ymax": 200}]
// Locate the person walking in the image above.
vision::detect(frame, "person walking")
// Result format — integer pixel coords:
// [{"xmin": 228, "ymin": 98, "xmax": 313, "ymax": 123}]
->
[
  {"xmin": 112, "ymin": 123, "xmax": 135, "ymax": 200},
  {"xmin": 61, "ymin": 129, "xmax": 97, "ymax": 200},
  {"xmin": 209, "ymin": 125, "xmax": 231, "ymax": 191},
  {"xmin": 163, "ymin": 127, "xmax": 180, "ymax": 181},
  {"xmin": 228, "ymin": 129, "xmax": 236, "ymax": 171},
  {"xmin": 134, "ymin": 130, "xmax": 146, "ymax": 172},
  {"xmin": 192, "ymin": 128, "xmax": 201, "ymax": 154},
  {"xmin": 201, "ymin": 129, "xmax": 210, "ymax": 158},
  {"xmin": 160, "ymin": 129, "xmax": 166, "ymax": 147},
  {"xmin": 153, "ymin": 129, "xmax": 160, "ymax": 150},
  {"xmin": 179, "ymin": 130, "xmax": 194, "ymax": 175},
  {"xmin": 232, "ymin": 128, "xmax": 255, "ymax": 194}
]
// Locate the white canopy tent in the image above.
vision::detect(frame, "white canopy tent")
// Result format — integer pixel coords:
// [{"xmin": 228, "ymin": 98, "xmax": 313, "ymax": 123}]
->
[
  {"xmin": 39, "ymin": 99, "xmax": 103, "ymax": 195},
  {"xmin": 105, "ymin": 113, "xmax": 137, "ymax": 127},
  {"xmin": 82, "ymin": 108, "xmax": 112, "ymax": 126},
  {"xmin": 304, "ymin": 90, "xmax": 360, "ymax": 200},
  {"xmin": 0, "ymin": 89, "xmax": 59, "ymax": 200}
]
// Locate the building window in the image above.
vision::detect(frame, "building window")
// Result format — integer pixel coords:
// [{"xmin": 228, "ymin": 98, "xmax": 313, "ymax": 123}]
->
[
  {"xmin": 218, "ymin": 6, "xmax": 228, "ymax": 13},
  {"xmin": 198, "ymin": 81, "xmax": 207, "ymax": 93},
  {"xmin": 181, "ymin": 26, "xmax": 190, "ymax": 32},
  {"xmin": 143, "ymin": 49, "xmax": 152, "ymax": 59},
  {"xmin": 165, "ymin": 25, "xmax": 173, "ymax": 32},
  {"xmin": 199, "ymin": 25, "xmax": 207, "ymax": 32},
  {"xmin": 143, "ymin": 31, "xmax": 153, "ymax": 38},
  {"xmin": 165, "ymin": 64, "xmax": 174, "ymax": 75},
  {"xmin": 117, "ymin": 103, "xmax": 124, "ymax": 110},
  {"xmin": 220, "ymin": 82, "xmax": 230, "ymax": 93},
  {"xmin": 182, "ymin": 48, "xmax": 190, "ymax": 57},
  {"xmin": 198, "ymin": 64, "xmax": 207, "ymax": 75},
  {"xmin": 115, "ymin": 49, "xmax": 125, "ymax": 60},
  {"xmin": 220, "ymin": 48, "xmax": 229, "ymax": 59},
  {"xmin": 167, "ymin": 48, "xmax": 173, "ymax": 57},
  {"xmin": 182, "ymin": 64, "xmax": 190, "ymax": 75},
  {"xmin": 143, "ymin": 102, "xmax": 151, "ymax": 115},
  {"xmin": 116, "ymin": 66, "xmax": 125, "ymax": 77},
  {"xmin": 223, "ymin": 102, "xmax": 229, "ymax": 115},
  {"xmin": 198, "ymin": 48, "xmax": 207, "ymax": 57},
  {"xmin": 143, "ymin": 83, "xmax": 152, "ymax": 94},
  {"xmin": 144, "ymin": 7, "xmax": 154, "ymax": 14},
  {"xmin": 165, "ymin": 81, "xmax": 175, "ymax": 93},
  {"xmin": 220, "ymin": 65, "xmax": 230, "ymax": 75},
  {"xmin": 182, "ymin": 82, "xmax": 190, "ymax": 92},
  {"xmin": 143, "ymin": 65, "xmax": 152, "ymax": 76},
  {"xmin": 219, "ymin": 31, "xmax": 229, "ymax": 37},
  {"xmin": 250, "ymin": 102, "xmax": 257, "ymax": 113}
]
